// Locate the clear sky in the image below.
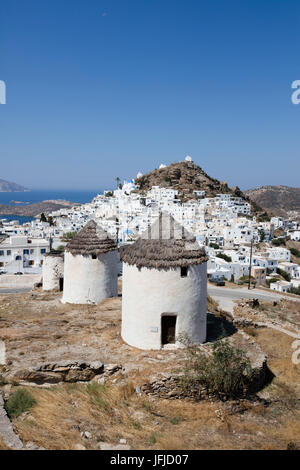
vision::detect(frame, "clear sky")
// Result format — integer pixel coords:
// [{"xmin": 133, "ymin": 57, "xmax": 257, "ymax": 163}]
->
[{"xmin": 1, "ymin": 0, "xmax": 300, "ymax": 190}]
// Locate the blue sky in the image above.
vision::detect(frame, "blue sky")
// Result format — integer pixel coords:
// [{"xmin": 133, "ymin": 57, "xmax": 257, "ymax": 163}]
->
[{"xmin": 0, "ymin": 0, "xmax": 299, "ymax": 190}]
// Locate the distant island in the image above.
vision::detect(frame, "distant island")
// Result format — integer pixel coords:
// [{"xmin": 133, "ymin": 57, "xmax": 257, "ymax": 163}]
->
[
  {"xmin": 0, "ymin": 178, "xmax": 29, "ymax": 192},
  {"xmin": 0, "ymin": 199, "xmax": 80, "ymax": 217}
]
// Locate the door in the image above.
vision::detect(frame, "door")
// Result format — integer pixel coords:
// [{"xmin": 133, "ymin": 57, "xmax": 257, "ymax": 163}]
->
[
  {"xmin": 161, "ymin": 316, "xmax": 177, "ymax": 345},
  {"xmin": 59, "ymin": 277, "xmax": 64, "ymax": 291}
]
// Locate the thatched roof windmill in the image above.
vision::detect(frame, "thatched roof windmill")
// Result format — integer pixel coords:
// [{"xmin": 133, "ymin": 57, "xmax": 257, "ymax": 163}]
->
[
  {"xmin": 62, "ymin": 220, "xmax": 119, "ymax": 305},
  {"xmin": 121, "ymin": 212, "xmax": 208, "ymax": 350}
]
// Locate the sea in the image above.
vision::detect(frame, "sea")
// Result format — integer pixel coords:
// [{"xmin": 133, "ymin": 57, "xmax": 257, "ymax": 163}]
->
[{"xmin": 0, "ymin": 189, "xmax": 101, "ymax": 225}]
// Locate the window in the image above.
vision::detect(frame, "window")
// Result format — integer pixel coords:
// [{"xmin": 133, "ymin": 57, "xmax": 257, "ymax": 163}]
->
[
  {"xmin": 92, "ymin": 254, "xmax": 97, "ymax": 260},
  {"xmin": 180, "ymin": 266, "xmax": 188, "ymax": 277},
  {"xmin": 0, "ymin": 251, "xmax": 4, "ymax": 256},
  {"xmin": 16, "ymin": 256, "xmax": 22, "ymax": 261},
  {"xmin": 23, "ymin": 249, "xmax": 29, "ymax": 255},
  {"xmin": 41, "ymin": 249, "xmax": 46, "ymax": 254},
  {"xmin": 6, "ymin": 250, "xmax": 11, "ymax": 256}
]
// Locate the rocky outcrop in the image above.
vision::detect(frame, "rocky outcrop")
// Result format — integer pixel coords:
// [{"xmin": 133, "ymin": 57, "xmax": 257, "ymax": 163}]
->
[
  {"xmin": 135, "ymin": 161, "xmax": 253, "ymax": 205},
  {"xmin": 5, "ymin": 361, "xmax": 122, "ymax": 385},
  {"xmin": 141, "ymin": 373, "xmax": 209, "ymax": 400}
]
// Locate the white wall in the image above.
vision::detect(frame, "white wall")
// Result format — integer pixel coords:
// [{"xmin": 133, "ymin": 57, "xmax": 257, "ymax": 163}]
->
[
  {"xmin": 121, "ymin": 262, "xmax": 207, "ymax": 350},
  {"xmin": 62, "ymin": 250, "xmax": 118, "ymax": 304},
  {"xmin": 42, "ymin": 255, "xmax": 64, "ymax": 291}
]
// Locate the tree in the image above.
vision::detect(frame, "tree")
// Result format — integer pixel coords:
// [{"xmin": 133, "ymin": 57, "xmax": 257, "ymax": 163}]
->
[
  {"xmin": 116, "ymin": 177, "xmax": 121, "ymax": 188},
  {"xmin": 61, "ymin": 231, "xmax": 77, "ymax": 242},
  {"xmin": 258, "ymin": 229, "xmax": 265, "ymax": 242},
  {"xmin": 40, "ymin": 213, "xmax": 47, "ymax": 223}
]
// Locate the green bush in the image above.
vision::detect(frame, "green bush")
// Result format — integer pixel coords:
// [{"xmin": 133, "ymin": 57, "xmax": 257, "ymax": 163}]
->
[
  {"xmin": 277, "ymin": 268, "xmax": 291, "ymax": 282},
  {"xmin": 216, "ymin": 253, "xmax": 232, "ymax": 262},
  {"xmin": 288, "ymin": 286, "xmax": 300, "ymax": 296},
  {"xmin": 290, "ymin": 247, "xmax": 300, "ymax": 258},
  {"xmin": 209, "ymin": 243, "xmax": 219, "ymax": 249},
  {"xmin": 272, "ymin": 238, "xmax": 286, "ymax": 246},
  {"xmin": 180, "ymin": 339, "xmax": 254, "ymax": 400},
  {"xmin": 5, "ymin": 389, "xmax": 36, "ymax": 418}
]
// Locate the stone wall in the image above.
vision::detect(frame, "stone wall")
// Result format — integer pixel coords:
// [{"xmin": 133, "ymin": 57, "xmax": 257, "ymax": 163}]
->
[{"xmin": 4, "ymin": 361, "xmax": 122, "ymax": 385}]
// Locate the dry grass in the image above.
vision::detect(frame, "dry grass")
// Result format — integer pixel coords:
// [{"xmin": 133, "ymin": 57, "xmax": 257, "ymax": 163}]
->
[
  {"xmin": 2, "ymin": 290, "xmax": 300, "ymax": 450},
  {"xmin": 13, "ymin": 381, "xmax": 189, "ymax": 450},
  {"xmin": 13, "ymin": 381, "xmax": 238, "ymax": 450},
  {"xmin": 0, "ymin": 438, "xmax": 11, "ymax": 450},
  {"xmin": 254, "ymin": 328, "xmax": 300, "ymax": 391},
  {"xmin": 11, "ymin": 374, "xmax": 300, "ymax": 450}
]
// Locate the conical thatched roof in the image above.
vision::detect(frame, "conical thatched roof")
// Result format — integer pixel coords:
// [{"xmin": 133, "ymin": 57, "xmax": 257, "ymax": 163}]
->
[
  {"xmin": 65, "ymin": 220, "xmax": 117, "ymax": 257},
  {"xmin": 120, "ymin": 212, "xmax": 208, "ymax": 269}
]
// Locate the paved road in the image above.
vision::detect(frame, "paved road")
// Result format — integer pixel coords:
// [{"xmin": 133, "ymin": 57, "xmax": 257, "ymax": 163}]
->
[
  {"xmin": 208, "ymin": 285, "xmax": 300, "ymax": 314},
  {"xmin": 0, "ymin": 288, "xmax": 31, "ymax": 294}
]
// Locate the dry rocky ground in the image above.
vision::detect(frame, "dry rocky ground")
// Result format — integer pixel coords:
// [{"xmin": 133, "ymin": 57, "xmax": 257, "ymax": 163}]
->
[{"xmin": 0, "ymin": 286, "xmax": 300, "ymax": 450}]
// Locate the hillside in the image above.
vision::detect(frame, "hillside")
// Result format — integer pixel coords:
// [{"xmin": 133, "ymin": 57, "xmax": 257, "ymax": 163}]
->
[
  {"xmin": 135, "ymin": 160, "xmax": 259, "ymax": 209},
  {"xmin": 0, "ymin": 178, "xmax": 28, "ymax": 192},
  {"xmin": 245, "ymin": 186, "xmax": 300, "ymax": 218}
]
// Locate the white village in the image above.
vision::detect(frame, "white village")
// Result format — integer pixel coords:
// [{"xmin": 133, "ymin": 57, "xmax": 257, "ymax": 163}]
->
[{"xmin": 1, "ymin": 157, "xmax": 300, "ymax": 296}]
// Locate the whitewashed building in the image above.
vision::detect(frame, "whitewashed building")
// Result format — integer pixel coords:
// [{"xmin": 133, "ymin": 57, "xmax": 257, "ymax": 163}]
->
[{"xmin": 0, "ymin": 235, "xmax": 49, "ymax": 274}]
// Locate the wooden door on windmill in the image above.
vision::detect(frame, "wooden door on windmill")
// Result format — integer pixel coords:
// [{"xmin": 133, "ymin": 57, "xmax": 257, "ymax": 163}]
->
[{"xmin": 161, "ymin": 316, "xmax": 177, "ymax": 345}]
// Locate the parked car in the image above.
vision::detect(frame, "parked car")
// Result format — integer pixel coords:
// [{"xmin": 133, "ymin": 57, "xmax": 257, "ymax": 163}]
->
[
  {"xmin": 211, "ymin": 278, "xmax": 225, "ymax": 286},
  {"xmin": 14, "ymin": 272, "xmax": 23, "ymax": 275}
]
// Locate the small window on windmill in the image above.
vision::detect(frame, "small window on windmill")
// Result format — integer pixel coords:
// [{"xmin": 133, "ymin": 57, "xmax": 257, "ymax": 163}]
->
[
  {"xmin": 92, "ymin": 254, "xmax": 97, "ymax": 260},
  {"xmin": 181, "ymin": 266, "xmax": 188, "ymax": 277}
]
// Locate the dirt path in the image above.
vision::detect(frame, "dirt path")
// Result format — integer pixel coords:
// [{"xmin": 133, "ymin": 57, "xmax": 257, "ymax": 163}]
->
[{"xmin": 255, "ymin": 322, "xmax": 300, "ymax": 339}]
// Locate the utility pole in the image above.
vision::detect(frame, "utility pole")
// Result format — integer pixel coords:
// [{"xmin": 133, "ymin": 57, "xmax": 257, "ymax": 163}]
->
[{"xmin": 248, "ymin": 238, "xmax": 253, "ymax": 290}]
